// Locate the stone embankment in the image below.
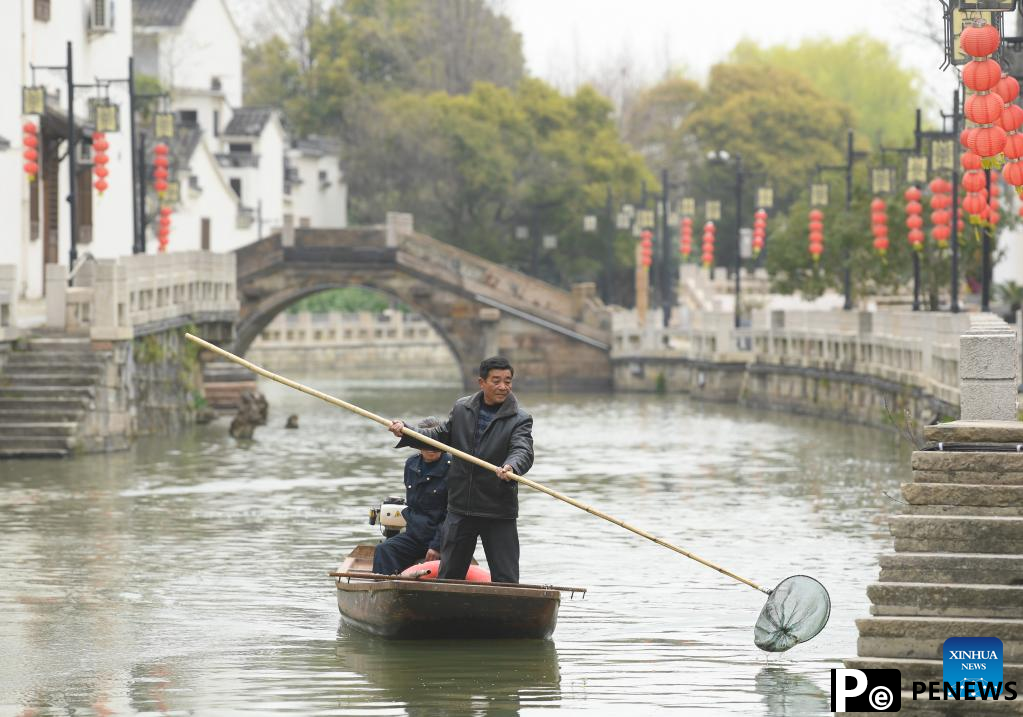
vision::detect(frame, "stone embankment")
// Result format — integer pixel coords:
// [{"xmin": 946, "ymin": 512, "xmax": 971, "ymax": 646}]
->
[{"xmin": 845, "ymin": 316, "xmax": 1023, "ymax": 714}]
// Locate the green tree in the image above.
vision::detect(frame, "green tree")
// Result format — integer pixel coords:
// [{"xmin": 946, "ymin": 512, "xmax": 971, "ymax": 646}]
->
[{"xmin": 728, "ymin": 36, "xmax": 923, "ymax": 148}]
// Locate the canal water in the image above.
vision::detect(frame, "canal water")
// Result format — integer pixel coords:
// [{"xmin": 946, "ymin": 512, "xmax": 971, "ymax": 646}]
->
[{"xmin": 0, "ymin": 378, "xmax": 911, "ymax": 715}]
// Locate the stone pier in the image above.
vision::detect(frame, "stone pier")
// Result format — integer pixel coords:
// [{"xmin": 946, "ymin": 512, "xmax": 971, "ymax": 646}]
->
[{"xmin": 845, "ymin": 314, "xmax": 1023, "ymax": 714}]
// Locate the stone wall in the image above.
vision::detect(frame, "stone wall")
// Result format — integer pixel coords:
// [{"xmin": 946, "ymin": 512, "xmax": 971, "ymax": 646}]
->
[
  {"xmin": 246, "ymin": 309, "xmax": 461, "ymax": 381},
  {"xmin": 76, "ymin": 323, "xmax": 229, "ymax": 452},
  {"xmin": 844, "ymin": 316, "xmax": 1023, "ymax": 712}
]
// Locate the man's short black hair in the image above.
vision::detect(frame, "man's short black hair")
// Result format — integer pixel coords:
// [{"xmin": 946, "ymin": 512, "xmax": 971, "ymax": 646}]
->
[{"xmin": 479, "ymin": 356, "xmax": 513, "ymax": 379}]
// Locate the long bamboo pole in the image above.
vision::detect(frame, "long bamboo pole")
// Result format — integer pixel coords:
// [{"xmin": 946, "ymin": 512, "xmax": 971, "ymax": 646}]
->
[{"xmin": 185, "ymin": 333, "xmax": 769, "ymax": 594}]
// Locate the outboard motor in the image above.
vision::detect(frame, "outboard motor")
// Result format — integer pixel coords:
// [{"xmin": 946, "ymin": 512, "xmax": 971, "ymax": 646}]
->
[{"xmin": 368, "ymin": 496, "xmax": 406, "ymax": 538}]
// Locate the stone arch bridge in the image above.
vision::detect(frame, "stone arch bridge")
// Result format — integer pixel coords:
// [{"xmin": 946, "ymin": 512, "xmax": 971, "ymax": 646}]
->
[{"xmin": 233, "ymin": 226, "xmax": 612, "ymax": 391}]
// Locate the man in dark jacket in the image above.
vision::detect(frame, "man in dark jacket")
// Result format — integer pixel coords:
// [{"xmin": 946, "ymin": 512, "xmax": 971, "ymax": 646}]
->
[
  {"xmin": 389, "ymin": 356, "xmax": 533, "ymax": 583},
  {"xmin": 373, "ymin": 417, "xmax": 451, "ymax": 575}
]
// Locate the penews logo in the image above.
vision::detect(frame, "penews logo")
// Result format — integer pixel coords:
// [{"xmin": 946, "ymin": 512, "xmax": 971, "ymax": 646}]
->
[{"xmin": 831, "ymin": 669, "xmax": 901, "ymax": 712}]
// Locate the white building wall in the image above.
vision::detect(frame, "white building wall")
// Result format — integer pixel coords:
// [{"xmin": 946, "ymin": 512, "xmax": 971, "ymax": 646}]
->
[
  {"xmin": 0, "ymin": 0, "xmax": 135, "ymax": 301},
  {"xmin": 168, "ymin": 141, "xmax": 253, "ymax": 253},
  {"xmin": 151, "ymin": 0, "xmax": 242, "ymax": 109},
  {"xmin": 257, "ymin": 118, "xmax": 286, "ymax": 236},
  {"xmin": 288, "ymin": 153, "xmax": 348, "ymax": 229}
]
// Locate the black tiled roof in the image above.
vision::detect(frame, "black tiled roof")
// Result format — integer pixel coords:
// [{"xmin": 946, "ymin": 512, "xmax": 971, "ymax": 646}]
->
[
  {"xmin": 133, "ymin": 0, "xmax": 197, "ymax": 27},
  {"xmin": 223, "ymin": 107, "xmax": 274, "ymax": 137}
]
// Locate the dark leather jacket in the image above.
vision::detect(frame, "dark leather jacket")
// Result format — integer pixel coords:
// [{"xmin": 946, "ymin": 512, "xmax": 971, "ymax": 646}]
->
[
  {"xmin": 413, "ymin": 391, "xmax": 533, "ymax": 519},
  {"xmin": 401, "ymin": 453, "xmax": 450, "ymax": 551}
]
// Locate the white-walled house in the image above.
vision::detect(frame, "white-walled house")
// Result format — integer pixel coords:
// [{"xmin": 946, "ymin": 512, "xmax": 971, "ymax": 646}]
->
[
  {"xmin": 1, "ymin": 0, "xmax": 136, "ymax": 303},
  {"xmin": 288, "ymin": 137, "xmax": 348, "ymax": 229},
  {"xmin": 133, "ymin": 0, "xmax": 347, "ymax": 253}
]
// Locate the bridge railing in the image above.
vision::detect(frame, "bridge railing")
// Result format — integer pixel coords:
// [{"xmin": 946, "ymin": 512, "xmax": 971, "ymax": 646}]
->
[
  {"xmin": 45, "ymin": 251, "xmax": 239, "ymax": 340},
  {"xmin": 397, "ymin": 232, "xmax": 610, "ymax": 338},
  {"xmin": 613, "ymin": 307, "xmax": 975, "ymax": 405}
]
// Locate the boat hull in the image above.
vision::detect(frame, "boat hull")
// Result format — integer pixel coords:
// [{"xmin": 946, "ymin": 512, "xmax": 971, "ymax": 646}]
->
[{"xmin": 336, "ymin": 579, "xmax": 560, "ymax": 639}]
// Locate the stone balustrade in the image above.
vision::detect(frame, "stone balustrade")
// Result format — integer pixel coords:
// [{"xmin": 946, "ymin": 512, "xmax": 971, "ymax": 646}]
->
[
  {"xmin": 45, "ymin": 251, "xmax": 239, "ymax": 340},
  {"xmin": 613, "ymin": 308, "xmax": 977, "ymax": 409},
  {"xmin": 0, "ymin": 264, "xmax": 17, "ymax": 342}
]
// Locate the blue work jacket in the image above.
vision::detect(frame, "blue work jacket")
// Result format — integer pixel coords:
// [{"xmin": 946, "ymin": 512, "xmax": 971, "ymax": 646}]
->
[{"xmin": 402, "ymin": 453, "xmax": 451, "ymax": 550}]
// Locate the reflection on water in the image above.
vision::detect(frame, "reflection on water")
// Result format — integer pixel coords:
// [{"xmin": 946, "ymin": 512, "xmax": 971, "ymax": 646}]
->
[
  {"xmin": 0, "ymin": 377, "xmax": 910, "ymax": 715},
  {"xmin": 335, "ymin": 630, "xmax": 561, "ymax": 715}
]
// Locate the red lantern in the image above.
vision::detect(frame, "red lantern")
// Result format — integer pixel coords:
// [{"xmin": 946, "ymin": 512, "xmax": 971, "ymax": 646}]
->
[
  {"xmin": 679, "ymin": 217, "xmax": 692, "ymax": 258},
  {"xmin": 963, "ymin": 170, "xmax": 987, "ymax": 193},
  {"xmin": 92, "ymin": 131, "xmax": 110, "ymax": 195},
  {"xmin": 904, "ymin": 187, "xmax": 922, "ymax": 202},
  {"xmin": 966, "ymin": 92, "xmax": 1003, "ymax": 125},
  {"xmin": 964, "ymin": 58, "xmax": 1003, "ymax": 92},
  {"xmin": 999, "ymin": 104, "xmax": 1023, "ymax": 132},
  {"xmin": 973, "ymin": 125, "xmax": 1007, "ymax": 158},
  {"xmin": 639, "ymin": 229, "xmax": 653, "ymax": 268},
  {"xmin": 961, "ymin": 152, "xmax": 983, "ymax": 171},
  {"xmin": 22, "ymin": 121, "xmax": 38, "ymax": 182},
  {"xmin": 963, "ymin": 193, "xmax": 987, "ymax": 215},
  {"xmin": 808, "ymin": 209, "xmax": 824, "ymax": 260},
  {"xmin": 961, "ymin": 20, "xmax": 1001, "ymax": 59},
  {"xmin": 701, "ymin": 221, "xmax": 715, "ymax": 268},
  {"xmin": 996, "ymin": 74, "xmax": 1020, "ymax": 103},
  {"xmin": 908, "ymin": 228, "xmax": 925, "ymax": 248},
  {"xmin": 1003, "ymin": 161, "xmax": 1023, "ymax": 186},
  {"xmin": 1004, "ymin": 134, "xmax": 1023, "ymax": 160},
  {"xmin": 961, "ymin": 127, "xmax": 976, "ymax": 149}
]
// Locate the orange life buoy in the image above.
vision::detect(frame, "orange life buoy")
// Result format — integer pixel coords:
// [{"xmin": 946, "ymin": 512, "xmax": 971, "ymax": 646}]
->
[{"xmin": 399, "ymin": 560, "xmax": 491, "ymax": 582}]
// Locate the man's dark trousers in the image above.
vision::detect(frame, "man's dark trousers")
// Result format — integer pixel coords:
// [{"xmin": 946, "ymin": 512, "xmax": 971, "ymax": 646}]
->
[
  {"xmin": 439, "ymin": 512, "xmax": 519, "ymax": 583},
  {"xmin": 373, "ymin": 533, "xmax": 430, "ymax": 575}
]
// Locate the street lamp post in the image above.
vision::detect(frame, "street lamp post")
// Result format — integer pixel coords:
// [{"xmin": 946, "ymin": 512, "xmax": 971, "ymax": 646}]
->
[
  {"xmin": 707, "ymin": 150, "xmax": 744, "ymax": 329},
  {"xmin": 816, "ymin": 129, "xmax": 867, "ymax": 310}
]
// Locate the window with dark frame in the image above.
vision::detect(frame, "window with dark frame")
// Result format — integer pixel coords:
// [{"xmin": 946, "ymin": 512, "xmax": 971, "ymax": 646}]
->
[
  {"xmin": 201, "ymin": 218, "xmax": 211, "ymax": 250},
  {"xmin": 229, "ymin": 178, "xmax": 242, "ymax": 198},
  {"xmin": 34, "ymin": 0, "xmax": 50, "ymax": 22}
]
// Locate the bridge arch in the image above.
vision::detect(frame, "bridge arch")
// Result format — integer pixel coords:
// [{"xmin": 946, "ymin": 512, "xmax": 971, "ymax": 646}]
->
[
  {"xmin": 234, "ymin": 281, "xmax": 467, "ymax": 385},
  {"xmin": 233, "ymin": 228, "xmax": 612, "ymax": 391}
]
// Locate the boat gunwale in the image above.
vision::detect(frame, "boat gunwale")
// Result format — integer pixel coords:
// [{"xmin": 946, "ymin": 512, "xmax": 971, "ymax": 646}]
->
[{"xmin": 335, "ymin": 574, "xmax": 565, "ymax": 599}]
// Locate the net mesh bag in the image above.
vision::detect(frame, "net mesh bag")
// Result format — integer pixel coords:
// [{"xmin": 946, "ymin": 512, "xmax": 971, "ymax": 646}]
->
[{"xmin": 753, "ymin": 575, "xmax": 831, "ymax": 652}]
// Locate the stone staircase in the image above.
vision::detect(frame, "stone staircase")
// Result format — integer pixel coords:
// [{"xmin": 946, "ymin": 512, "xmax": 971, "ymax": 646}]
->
[
  {"xmin": 845, "ymin": 421, "xmax": 1023, "ymax": 715},
  {"xmin": 0, "ymin": 337, "xmax": 107, "ymax": 458}
]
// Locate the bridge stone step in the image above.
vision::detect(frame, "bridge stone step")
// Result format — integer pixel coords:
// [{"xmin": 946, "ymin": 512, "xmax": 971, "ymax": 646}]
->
[
  {"xmin": 868, "ymin": 582, "xmax": 1023, "ymax": 618},
  {"xmin": 0, "ymin": 422, "xmax": 77, "ymax": 437},
  {"xmin": 0, "ymin": 408, "xmax": 85, "ymax": 423},
  {"xmin": 890, "ymin": 515, "xmax": 1023, "ymax": 553},
  {"xmin": 903, "ymin": 483, "xmax": 1023, "ymax": 508},
  {"xmin": 1, "ymin": 373, "xmax": 100, "ymax": 387},
  {"xmin": 0, "ymin": 397, "xmax": 91, "ymax": 412},
  {"xmin": 0, "ymin": 435, "xmax": 75, "ymax": 451},
  {"xmin": 878, "ymin": 552, "xmax": 1023, "ymax": 585},
  {"xmin": 0, "ymin": 386, "xmax": 95, "ymax": 400},
  {"xmin": 24, "ymin": 337, "xmax": 93, "ymax": 352},
  {"xmin": 913, "ymin": 450, "xmax": 1023, "ymax": 478},
  {"xmin": 856, "ymin": 616, "xmax": 1023, "ymax": 661},
  {"xmin": 0, "ymin": 447, "xmax": 68, "ymax": 459},
  {"xmin": 4, "ymin": 356, "xmax": 106, "ymax": 371}
]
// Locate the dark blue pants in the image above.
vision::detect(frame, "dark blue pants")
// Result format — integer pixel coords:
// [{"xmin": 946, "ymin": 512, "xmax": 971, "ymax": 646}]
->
[
  {"xmin": 372, "ymin": 533, "xmax": 430, "ymax": 575},
  {"xmin": 438, "ymin": 513, "xmax": 519, "ymax": 583}
]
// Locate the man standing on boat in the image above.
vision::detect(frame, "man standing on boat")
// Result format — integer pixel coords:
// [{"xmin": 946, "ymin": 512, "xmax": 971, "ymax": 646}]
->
[
  {"xmin": 389, "ymin": 357, "xmax": 533, "ymax": 583},
  {"xmin": 373, "ymin": 417, "xmax": 451, "ymax": 575}
]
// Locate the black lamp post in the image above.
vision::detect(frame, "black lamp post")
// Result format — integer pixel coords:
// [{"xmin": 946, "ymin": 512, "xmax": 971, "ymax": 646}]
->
[
  {"xmin": 707, "ymin": 150, "xmax": 744, "ymax": 329},
  {"xmin": 816, "ymin": 129, "xmax": 868, "ymax": 310}
]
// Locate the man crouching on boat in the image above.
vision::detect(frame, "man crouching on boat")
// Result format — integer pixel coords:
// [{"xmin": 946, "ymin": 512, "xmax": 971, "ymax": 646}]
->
[
  {"xmin": 372, "ymin": 417, "xmax": 451, "ymax": 575},
  {"xmin": 389, "ymin": 356, "xmax": 533, "ymax": 584}
]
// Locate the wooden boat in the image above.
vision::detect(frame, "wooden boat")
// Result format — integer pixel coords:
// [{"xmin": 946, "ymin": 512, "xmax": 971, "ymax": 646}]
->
[{"xmin": 332, "ymin": 543, "xmax": 586, "ymax": 639}]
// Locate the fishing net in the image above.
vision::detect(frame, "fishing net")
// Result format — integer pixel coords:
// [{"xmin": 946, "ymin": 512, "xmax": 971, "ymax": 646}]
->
[{"xmin": 753, "ymin": 575, "xmax": 831, "ymax": 652}]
